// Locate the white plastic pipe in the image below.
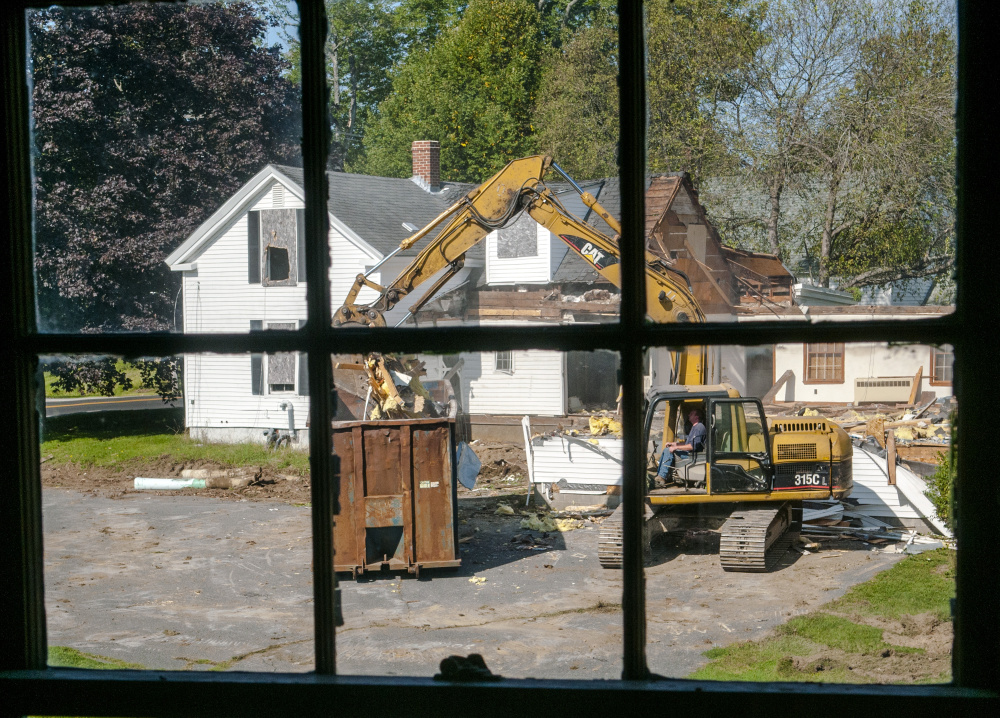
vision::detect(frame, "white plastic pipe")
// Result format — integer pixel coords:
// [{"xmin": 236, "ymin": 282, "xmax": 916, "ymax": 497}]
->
[{"xmin": 134, "ymin": 477, "xmax": 207, "ymax": 490}]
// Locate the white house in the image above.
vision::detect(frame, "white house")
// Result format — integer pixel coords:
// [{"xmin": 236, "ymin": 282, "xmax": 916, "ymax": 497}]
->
[
  {"xmin": 166, "ymin": 143, "xmax": 481, "ymax": 445},
  {"xmin": 165, "ymin": 142, "xmax": 628, "ymax": 444}
]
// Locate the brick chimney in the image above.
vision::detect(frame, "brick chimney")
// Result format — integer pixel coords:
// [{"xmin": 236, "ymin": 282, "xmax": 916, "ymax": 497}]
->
[{"xmin": 411, "ymin": 140, "xmax": 440, "ymax": 191}]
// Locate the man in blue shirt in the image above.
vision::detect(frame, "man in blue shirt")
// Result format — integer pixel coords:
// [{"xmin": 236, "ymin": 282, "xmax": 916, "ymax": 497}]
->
[{"xmin": 657, "ymin": 407, "xmax": 707, "ymax": 482}]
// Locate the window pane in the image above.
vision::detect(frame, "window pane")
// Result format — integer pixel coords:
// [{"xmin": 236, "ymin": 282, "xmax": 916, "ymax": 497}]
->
[
  {"xmin": 645, "ymin": 0, "xmax": 957, "ymax": 322},
  {"xmin": 642, "ymin": 343, "xmax": 955, "ymax": 683},
  {"xmin": 328, "ymin": 1, "xmax": 621, "ymax": 330},
  {"xmin": 331, "ymin": 350, "xmax": 623, "ymax": 678},
  {"xmin": 30, "ymin": 2, "xmax": 304, "ymax": 333},
  {"xmin": 41, "ymin": 354, "xmax": 314, "ymax": 672}
]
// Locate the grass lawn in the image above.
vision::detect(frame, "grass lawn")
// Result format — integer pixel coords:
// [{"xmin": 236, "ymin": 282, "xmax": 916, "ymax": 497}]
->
[
  {"xmin": 41, "ymin": 409, "xmax": 310, "ymax": 474},
  {"xmin": 48, "ymin": 646, "xmax": 144, "ymax": 670},
  {"xmin": 44, "ymin": 360, "xmax": 154, "ymax": 399},
  {"xmin": 689, "ymin": 548, "xmax": 955, "ymax": 684}
]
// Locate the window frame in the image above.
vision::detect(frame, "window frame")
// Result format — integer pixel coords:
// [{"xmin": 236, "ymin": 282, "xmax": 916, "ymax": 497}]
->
[
  {"xmin": 494, "ymin": 350, "xmax": 514, "ymax": 374},
  {"xmin": 931, "ymin": 345, "xmax": 955, "ymax": 386},
  {"xmin": 2, "ymin": 0, "xmax": 996, "ymax": 715},
  {"xmin": 803, "ymin": 342, "xmax": 845, "ymax": 384}
]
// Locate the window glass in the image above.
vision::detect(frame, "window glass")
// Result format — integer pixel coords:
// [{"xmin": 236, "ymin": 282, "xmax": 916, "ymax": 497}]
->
[
  {"xmin": 805, "ymin": 343, "xmax": 845, "ymax": 383},
  {"xmin": 40, "ymin": 354, "xmax": 314, "ymax": 672},
  {"xmin": 931, "ymin": 345, "xmax": 954, "ymax": 384},
  {"xmin": 643, "ymin": 343, "xmax": 955, "ymax": 682},
  {"xmin": 645, "ymin": 0, "xmax": 957, "ymax": 323},
  {"xmin": 29, "ymin": 2, "xmax": 305, "ymax": 333},
  {"xmin": 328, "ymin": 1, "xmax": 621, "ymax": 329},
  {"xmin": 331, "ymin": 350, "xmax": 623, "ymax": 678}
]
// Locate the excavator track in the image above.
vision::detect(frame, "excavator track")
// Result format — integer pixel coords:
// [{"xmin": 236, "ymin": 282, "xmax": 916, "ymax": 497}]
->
[
  {"xmin": 598, "ymin": 504, "xmax": 625, "ymax": 569},
  {"xmin": 719, "ymin": 502, "xmax": 799, "ymax": 572}
]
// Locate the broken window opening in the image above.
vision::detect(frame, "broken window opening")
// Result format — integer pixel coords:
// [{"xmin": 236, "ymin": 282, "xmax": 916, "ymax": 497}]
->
[{"xmin": 266, "ymin": 246, "xmax": 290, "ymax": 283}]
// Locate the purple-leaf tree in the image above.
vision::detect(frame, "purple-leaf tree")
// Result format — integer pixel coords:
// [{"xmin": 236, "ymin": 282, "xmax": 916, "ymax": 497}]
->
[{"xmin": 31, "ymin": 1, "xmax": 299, "ymax": 396}]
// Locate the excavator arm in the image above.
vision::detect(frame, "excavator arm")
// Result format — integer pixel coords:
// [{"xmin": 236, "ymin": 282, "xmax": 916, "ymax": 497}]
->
[{"xmin": 334, "ymin": 155, "xmax": 708, "ymax": 386}]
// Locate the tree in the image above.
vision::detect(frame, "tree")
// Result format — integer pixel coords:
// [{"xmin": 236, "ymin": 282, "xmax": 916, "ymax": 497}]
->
[
  {"xmin": 814, "ymin": 0, "xmax": 956, "ymax": 289},
  {"xmin": 646, "ymin": 0, "xmax": 766, "ymax": 182},
  {"xmin": 31, "ymin": 2, "xmax": 299, "ymax": 392},
  {"xmin": 359, "ymin": 0, "xmax": 543, "ymax": 182},
  {"xmin": 534, "ymin": 0, "xmax": 765, "ymax": 183},
  {"xmin": 286, "ymin": 1, "xmax": 402, "ymax": 171},
  {"xmin": 532, "ymin": 9, "xmax": 618, "ymax": 179},
  {"xmin": 711, "ymin": 0, "xmax": 863, "ymax": 261}
]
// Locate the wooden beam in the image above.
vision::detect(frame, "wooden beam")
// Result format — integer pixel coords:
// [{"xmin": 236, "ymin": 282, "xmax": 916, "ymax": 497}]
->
[
  {"xmin": 762, "ymin": 369, "xmax": 794, "ymax": 404},
  {"xmin": 908, "ymin": 366, "xmax": 923, "ymax": 406},
  {"xmin": 886, "ymin": 430, "xmax": 897, "ymax": 485}
]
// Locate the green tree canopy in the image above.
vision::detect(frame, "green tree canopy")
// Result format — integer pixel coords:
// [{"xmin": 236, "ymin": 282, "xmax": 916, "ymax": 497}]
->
[
  {"xmin": 534, "ymin": 0, "xmax": 765, "ymax": 183},
  {"xmin": 358, "ymin": 0, "xmax": 543, "ymax": 182}
]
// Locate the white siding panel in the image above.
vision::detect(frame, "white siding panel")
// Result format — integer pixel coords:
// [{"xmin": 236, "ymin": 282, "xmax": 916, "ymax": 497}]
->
[
  {"xmin": 485, "ymin": 223, "xmax": 551, "ymax": 285},
  {"xmin": 184, "ymin": 353, "xmax": 310, "ymax": 433},
  {"xmin": 461, "ymin": 350, "xmax": 564, "ymax": 415},
  {"xmin": 846, "ymin": 445, "xmax": 923, "ymax": 520},
  {"xmin": 530, "ymin": 436, "xmax": 623, "ymax": 486}
]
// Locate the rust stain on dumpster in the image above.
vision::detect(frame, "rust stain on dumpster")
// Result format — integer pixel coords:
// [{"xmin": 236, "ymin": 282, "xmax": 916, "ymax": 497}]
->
[{"xmin": 331, "ymin": 417, "xmax": 460, "ymax": 575}]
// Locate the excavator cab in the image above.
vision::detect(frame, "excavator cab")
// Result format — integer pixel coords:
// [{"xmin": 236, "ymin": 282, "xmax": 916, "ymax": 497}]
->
[
  {"xmin": 708, "ymin": 398, "xmax": 773, "ymax": 494},
  {"xmin": 645, "ymin": 386, "xmax": 765, "ymax": 496}
]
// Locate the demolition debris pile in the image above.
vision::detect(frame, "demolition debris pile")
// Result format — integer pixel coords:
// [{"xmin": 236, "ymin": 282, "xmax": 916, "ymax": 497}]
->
[
  {"xmin": 767, "ymin": 395, "xmax": 954, "ymax": 470},
  {"xmin": 333, "ymin": 354, "xmax": 456, "ymax": 420}
]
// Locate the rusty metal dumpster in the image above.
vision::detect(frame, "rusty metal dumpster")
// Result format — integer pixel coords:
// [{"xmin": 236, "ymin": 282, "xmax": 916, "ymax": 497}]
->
[{"xmin": 332, "ymin": 416, "xmax": 461, "ymax": 577}]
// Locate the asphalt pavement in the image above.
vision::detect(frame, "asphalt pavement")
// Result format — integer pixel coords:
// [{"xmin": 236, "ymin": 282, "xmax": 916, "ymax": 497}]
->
[
  {"xmin": 46, "ymin": 395, "xmax": 178, "ymax": 417},
  {"xmin": 41, "ymin": 488, "xmax": 901, "ymax": 679}
]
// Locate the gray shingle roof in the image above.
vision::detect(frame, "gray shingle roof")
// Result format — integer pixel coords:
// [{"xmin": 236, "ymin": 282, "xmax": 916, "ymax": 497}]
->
[{"xmin": 274, "ymin": 165, "xmax": 481, "ymax": 259}]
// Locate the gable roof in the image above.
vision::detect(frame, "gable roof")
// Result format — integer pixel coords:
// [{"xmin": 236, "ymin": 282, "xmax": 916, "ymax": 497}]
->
[
  {"xmin": 273, "ymin": 165, "xmax": 479, "ymax": 258},
  {"xmin": 166, "ymin": 164, "xmax": 482, "ymax": 269}
]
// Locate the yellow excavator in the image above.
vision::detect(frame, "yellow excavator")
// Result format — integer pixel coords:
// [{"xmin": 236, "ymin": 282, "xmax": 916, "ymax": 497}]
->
[{"xmin": 335, "ymin": 155, "xmax": 852, "ymax": 572}]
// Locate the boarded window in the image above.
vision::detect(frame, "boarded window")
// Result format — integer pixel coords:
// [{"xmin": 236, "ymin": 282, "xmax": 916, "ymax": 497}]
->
[
  {"xmin": 931, "ymin": 345, "xmax": 954, "ymax": 384},
  {"xmin": 497, "ymin": 213, "xmax": 538, "ymax": 258},
  {"xmin": 260, "ymin": 208, "xmax": 298, "ymax": 286},
  {"xmin": 804, "ymin": 343, "xmax": 844, "ymax": 383},
  {"xmin": 495, "ymin": 351, "xmax": 513, "ymax": 374},
  {"xmin": 267, "ymin": 322, "xmax": 297, "ymax": 392}
]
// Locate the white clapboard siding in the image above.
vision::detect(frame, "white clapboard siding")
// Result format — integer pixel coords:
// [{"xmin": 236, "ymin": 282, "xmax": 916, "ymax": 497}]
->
[
  {"xmin": 182, "ymin": 180, "xmax": 381, "ymax": 334},
  {"xmin": 461, "ymin": 350, "xmax": 565, "ymax": 415},
  {"xmin": 183, "ymin": 184, "xmax": 306, "ymax": 333},
  {"xmin": 848, "ymin": 446, "xmax": 922, "ymax": 519},
  {"xmin": 485, "ymin": 222, "xmax": 552, "ymax": 285},
  {"xmin": 179, "ymin": 179, "xmax": 383, "ymax": 437},
  {"xmin": 183, "ymin": 354, "xmax": 310, "ymax": 432},
  {"xmin": 529, "ymin": 435, "xmax": 623, "ymax": 486}
]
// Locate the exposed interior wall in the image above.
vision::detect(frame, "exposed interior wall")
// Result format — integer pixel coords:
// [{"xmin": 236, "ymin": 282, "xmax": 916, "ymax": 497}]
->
[{"xmin": 773, "ymin": 342, "xmax": 952, "ymax": 403}]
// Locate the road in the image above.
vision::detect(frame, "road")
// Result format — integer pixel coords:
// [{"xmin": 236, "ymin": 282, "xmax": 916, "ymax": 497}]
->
[
  {"xmin": 42, "ymin": 488, "xmax": 901, "ymax": 678},
  {"xmin": 46, "ymin": 395, "xmax": 178, "ymax": 417}
]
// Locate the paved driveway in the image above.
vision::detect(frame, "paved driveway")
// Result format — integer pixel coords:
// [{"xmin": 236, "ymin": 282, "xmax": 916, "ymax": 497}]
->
[{"xmin": 43, "ymin": 489, "xmax": 900, "ymax": 678}]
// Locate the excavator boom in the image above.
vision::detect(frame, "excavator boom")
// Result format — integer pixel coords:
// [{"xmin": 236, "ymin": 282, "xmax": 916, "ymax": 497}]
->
[{"xmin": 333, "ymin": 155, "xmax": 707, "ymax": 385}]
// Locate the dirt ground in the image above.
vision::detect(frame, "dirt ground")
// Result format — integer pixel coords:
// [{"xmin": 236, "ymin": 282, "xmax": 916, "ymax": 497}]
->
[
  {"xmin": 40, "ymin": 441, "xmax": 529, "ymax": 504},
  {"xmin": 39, "ymin": 441, "xmax": 952, "ymax": 681}
]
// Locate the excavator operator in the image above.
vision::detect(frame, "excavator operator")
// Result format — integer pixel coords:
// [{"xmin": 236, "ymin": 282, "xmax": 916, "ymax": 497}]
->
[{"xmin": 656, "ymin": 407, "xmax": 706, "ymax": 483}]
